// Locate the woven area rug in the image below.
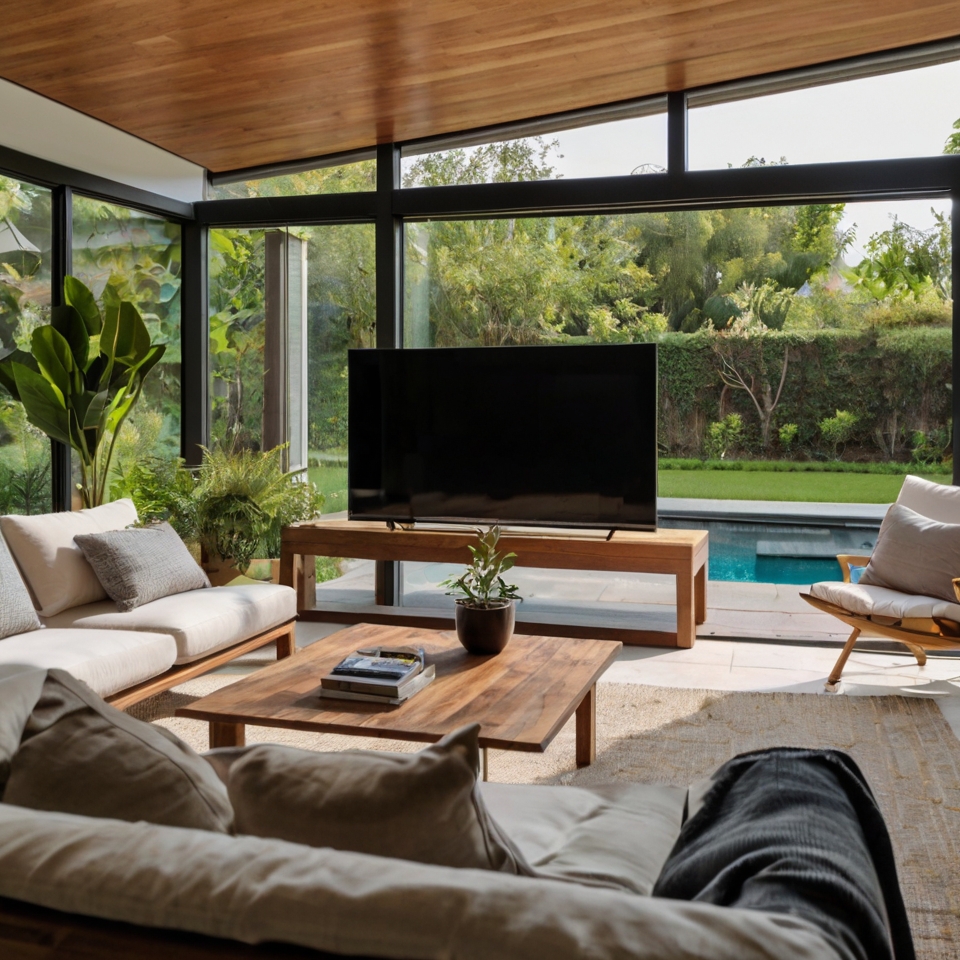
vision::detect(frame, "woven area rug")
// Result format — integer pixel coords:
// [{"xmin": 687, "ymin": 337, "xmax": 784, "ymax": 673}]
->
[{"xmin": 136, "ymin": 673, "xmax": 960, "ymax": 960}]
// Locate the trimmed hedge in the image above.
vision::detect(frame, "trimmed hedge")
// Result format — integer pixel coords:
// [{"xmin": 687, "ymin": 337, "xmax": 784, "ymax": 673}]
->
[
  {"xmin": 658, "ymin": 327, "xmax": 952, "ymax": 460},
  {"xmin": 660, "ymin": 458, "xmax": 951, "ymax": 475}
]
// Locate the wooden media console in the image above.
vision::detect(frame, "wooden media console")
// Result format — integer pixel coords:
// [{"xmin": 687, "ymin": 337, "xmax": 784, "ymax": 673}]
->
[{"xmin": 280, "ymin": 520, "xmax": 708, "ymax": 647}]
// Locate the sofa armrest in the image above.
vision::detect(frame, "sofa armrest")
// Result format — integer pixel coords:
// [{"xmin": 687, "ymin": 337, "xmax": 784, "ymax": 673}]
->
[{"xmin": 837, "ymin": 554, "xmax": 871, "ymax": 583}]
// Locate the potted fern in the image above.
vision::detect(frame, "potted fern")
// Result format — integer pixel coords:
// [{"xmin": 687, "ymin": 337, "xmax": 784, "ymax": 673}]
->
[{"xmin": 441, "ymin": 526, "xmax": 521, "ymax": 655}]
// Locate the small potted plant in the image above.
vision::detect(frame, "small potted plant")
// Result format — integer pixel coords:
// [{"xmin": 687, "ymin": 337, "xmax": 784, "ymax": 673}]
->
[{"xmin": 441, "ymin": 526, "xmax": 521, "ymax": 655}]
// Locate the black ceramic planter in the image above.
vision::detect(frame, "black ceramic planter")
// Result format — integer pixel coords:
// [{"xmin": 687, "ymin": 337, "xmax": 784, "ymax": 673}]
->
[{"xmin": 454, "ymin": 600, "xmax": 516, "ymax": 655}]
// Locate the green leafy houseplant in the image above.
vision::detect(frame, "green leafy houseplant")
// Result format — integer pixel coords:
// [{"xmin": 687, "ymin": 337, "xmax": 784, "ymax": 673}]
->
[
  {"xmin": 0, "ymin": 276, "xmax": 165, "ymax": 508},
  {"xmin": 441, "ymin": 526, "xmax": 521, "ymax": 608},
  {"xmin": 441, "ymin": 527, "xmax": 522, "ymax": 656},
  {"xmin": 113, "ymin": 444, "xmax": 324, "ymax": 580}
]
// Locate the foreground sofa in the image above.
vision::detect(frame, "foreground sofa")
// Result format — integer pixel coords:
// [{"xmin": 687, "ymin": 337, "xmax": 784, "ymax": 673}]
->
[
  {"xmin": 0, "ymin": 666, "xmax": 912, "ymax": 960},
  {"xmin": 0, "ymin": 500, "xmax": 297, "ymax": 708}
]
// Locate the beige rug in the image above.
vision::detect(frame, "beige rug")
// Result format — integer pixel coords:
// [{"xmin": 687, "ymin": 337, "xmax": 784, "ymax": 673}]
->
[{"xmin": 136, "ymin": 673, "xmax": 960, "ymax": 960}]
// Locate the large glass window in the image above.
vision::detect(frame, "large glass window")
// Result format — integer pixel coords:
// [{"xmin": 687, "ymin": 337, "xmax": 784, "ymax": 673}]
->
[
  {"xmin": 0, "ymin": 175, "xmax": 52, "ymax": 514},
  {"xmin": 689, "ymin": 57, "xmax": 960, "ymax": 169},
  {"xmin": 71, "ymin": 197, "xmax": 182, "ymax": 483},
  {"xmin": 405, "ymin": 199, "xmax": 951, "ymax": 483},
  {"xmin": 402, "ymin": 101, "xmax": 667, "ymax": 187},
  {"xmin": 208, "ymin": 159, "xmax": 376, "ymax": 199}
]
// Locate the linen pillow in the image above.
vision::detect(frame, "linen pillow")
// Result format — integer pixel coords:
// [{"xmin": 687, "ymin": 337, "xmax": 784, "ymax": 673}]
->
[
  {"xmin": 0, "ymin": 535, "xmax": 41, "ymax": 639},
  {"xmin": 3, "ymin": 669, "xmax": 233, "ymax": 833},
  {"xmin": 206, "ymin": 723, "xmax": 530, "ymax": 873},
  {"xmin": 74, "ymin": 522, "xmax": 210, "ymax": 613},
  {"xmin": 859, "ymin": 502, "xmax": 960, "ymax": 603},
  {"xmin": 0, "ymin": 499, "xmax": 139, "ymax": 616}
]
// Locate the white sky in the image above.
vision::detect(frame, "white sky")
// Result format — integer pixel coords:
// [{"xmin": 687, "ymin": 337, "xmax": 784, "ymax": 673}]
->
[{"xmin": 541, "ymin": 60, "xmax": 960, "ymax": 262}]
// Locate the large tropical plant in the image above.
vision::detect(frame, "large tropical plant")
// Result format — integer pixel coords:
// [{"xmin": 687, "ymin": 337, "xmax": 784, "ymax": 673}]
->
[{"xmin": 0, "ymin": 275, "xmax": 165, "ymax": 507}]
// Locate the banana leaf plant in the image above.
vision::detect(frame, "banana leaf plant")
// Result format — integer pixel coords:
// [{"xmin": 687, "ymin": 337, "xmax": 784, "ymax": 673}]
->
[{"xmin": 0, "ymin": 276, "xmax": 166, "ymax": 508}]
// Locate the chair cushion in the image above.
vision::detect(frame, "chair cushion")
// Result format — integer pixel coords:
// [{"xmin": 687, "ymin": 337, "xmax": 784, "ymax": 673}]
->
[
  {"xmin": 74, "ymin": 522, "xmax": 210, "ymax": 612},
  {"xmin": 0, "ymin": 500, "xmax": 138, "ymax": 617},
  {"xmin": 204, "ymin": 724, "xmax": 529, "ymax": 874},
  {"xmin": 859, "ymin": 502, "xmax": 960, "ymax": 603},
  {"xmin": 810, "ymin": 581, "xmax": 960, "ymax": 623},
  {"xmin": 3, "ymin": 670, "xmax": 233, "ymax": 834},
  {"xmin": 41, "ymin": 584, "xmax": 296, "ymax": 664},
  {"xmin": 481, "ymin": 780, "xmax": 685, "ymax": 895},
  {"xmin": 0, "ymin": 628, "xmax": 177, "ymax": 698},
  {"xmin": 897, "ymin": 474, "xmax": 960, "ymax": 524},
  {"xmin": 0, "ymin": 535, "xmax": 41, "ymax": 639}
]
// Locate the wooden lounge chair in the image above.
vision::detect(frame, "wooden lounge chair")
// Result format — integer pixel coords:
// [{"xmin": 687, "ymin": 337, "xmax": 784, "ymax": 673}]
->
[{"xmin": 801, "ymin": 475, "xmax": 960, "ymax": 691}]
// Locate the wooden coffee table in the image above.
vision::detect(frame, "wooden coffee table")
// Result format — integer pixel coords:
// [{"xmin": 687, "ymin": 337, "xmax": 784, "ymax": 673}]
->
[{"xmin": 177, "ymin": 623, "xmax": 621, "ymax": 773}]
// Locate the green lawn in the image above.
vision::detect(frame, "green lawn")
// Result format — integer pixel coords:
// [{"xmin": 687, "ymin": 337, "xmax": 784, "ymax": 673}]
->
[
  {"xmin": 658, "ymin": 469, "xmax": 944, "ymax": 503},
  {"xmin": 310, "ymin": 457, "xmax": 943, "ymax": 507},
  {"xmin": 308, "ymin": 462, "xmax": 347, "ymax": 513}
]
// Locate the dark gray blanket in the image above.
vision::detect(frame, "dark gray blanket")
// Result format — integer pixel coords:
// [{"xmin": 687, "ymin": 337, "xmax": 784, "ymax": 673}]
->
[{"xmin": 653, "ymin": 748, "xmax": 914, "ymax": 960}]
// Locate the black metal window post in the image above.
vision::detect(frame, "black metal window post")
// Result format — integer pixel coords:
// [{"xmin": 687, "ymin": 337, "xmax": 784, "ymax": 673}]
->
[
  {"xmin": 375, "ymin": 142, "xmax": 403, "ymax": 604},
  {"xmin": 667, "ymin": 90, "xmax": 687, "ymax": 180},
  {"xmin": 953, "ymin": 195, "xmax": 960, "ymax": 486},
  {"xmin": 181, "ymin": 221, "xmax": 209, "ymax": 467},
  {"xmin": 49, "ymin": 184, "xmax": 73, "ymax": 512}
]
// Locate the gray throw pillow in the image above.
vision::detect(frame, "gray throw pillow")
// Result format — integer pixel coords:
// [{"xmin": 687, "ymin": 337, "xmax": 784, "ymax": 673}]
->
[
  {"xmin": 74, "ymin": 522, "xmax": 210, "ymax": 612},
  {"xmin": 3, "ymin": 669, "xmax": 233, "ymax": 833},
  {"xmin": 859, "ymin": 502, "xmax": 960, "ymax": 603},
  {"xmin": 206, "ymin": 724, "xmax": 530, "ymax": 873},
  {"xmin": 0, "ymin": 535, "xmax": 41, "ymax": 640}
]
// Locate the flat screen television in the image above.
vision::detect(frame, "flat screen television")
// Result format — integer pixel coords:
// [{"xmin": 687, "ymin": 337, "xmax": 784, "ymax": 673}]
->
[{"xmin": 348, "ymin": 343, "xmax": 658, "ymax": 530}]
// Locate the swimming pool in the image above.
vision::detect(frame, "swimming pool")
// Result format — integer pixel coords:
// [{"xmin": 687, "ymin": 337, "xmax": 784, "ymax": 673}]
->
[{"xmin": 658, "ymin": 517, "xmax": 879, "ymax": 585}]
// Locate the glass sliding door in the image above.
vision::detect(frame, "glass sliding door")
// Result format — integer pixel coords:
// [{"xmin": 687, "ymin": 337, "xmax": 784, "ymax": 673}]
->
[
  {"xmin": 209, "ymin": 222, "xmax": 375, "ymax": 594},
  {"xmin": 0, "ymin": 175, "xmax": 52, "ymax": 514}
]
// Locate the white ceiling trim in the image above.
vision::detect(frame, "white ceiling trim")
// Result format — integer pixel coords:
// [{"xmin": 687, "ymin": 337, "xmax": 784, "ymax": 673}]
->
[{"xmin": 0, "ymin": 79, "xmax": 204, "ymax": 203}]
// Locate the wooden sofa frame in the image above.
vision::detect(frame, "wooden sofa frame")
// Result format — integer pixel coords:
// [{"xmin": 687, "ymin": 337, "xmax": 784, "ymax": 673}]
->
[
  {"xmin": 800, "ymin": 554, "xmax": 960, "ymax": 690},
  {"xmin": 104, "ymin": 620, "xmax": 296, "ymax": 711},
  {"xmin": 0, "ymin": 895, "xmax": 342, "ymax": 960}
]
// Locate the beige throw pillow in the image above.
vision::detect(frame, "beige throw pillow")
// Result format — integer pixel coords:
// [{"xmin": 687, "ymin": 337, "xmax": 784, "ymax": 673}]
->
[
  {"xmin": 74, "ymin": 522, "xmax": 210, "ymax": 612},
  {"xmin": 206, "ymin": 724, "xmax": 529, "ymax": 873},
  {"xmin": 859, "ymin": 502, "xmax": 960, "ymax": 603},
  {"xmin": 0, "ymin": 499, "xmax": 139, "ymax": 616},
  {"xmin": 3, "ymin": 670, "xmax": 233, "ymax": 833},
  {"xmin": 0, "ymin": 536, "xmax": 41, "ymax": 639}
]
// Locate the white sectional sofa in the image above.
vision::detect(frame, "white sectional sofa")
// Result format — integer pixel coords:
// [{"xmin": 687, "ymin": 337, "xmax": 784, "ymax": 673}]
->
[{"xmin": 0, "ymin": 500, "xmax": 297, "ymax": 707}]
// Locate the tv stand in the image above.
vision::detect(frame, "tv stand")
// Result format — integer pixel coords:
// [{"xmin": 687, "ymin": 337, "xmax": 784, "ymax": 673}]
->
[{"xmin": 281, "ymin": 520, "xmax": 708, "ymax": 648}]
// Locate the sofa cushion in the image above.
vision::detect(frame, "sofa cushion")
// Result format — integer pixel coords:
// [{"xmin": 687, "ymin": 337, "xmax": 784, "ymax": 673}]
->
[
  {"xmin": 3, "ymin": 670, "xmax": 233, "ymax": 833},
  {"xmin": 897, "ymin": 473, "xmax": 960, "ymax": 524},
  {"xmin": 0, "ymin": 803, "xmax": 844, "ymax": 960},
  {"xmin": 0, "ymin": 628, "xmax": 177, "ymax": 698},
  {"xmin": 0, "ymin": 535, "xmax": 41, "ymax": 639},
  {"xmin": 0, "ymin": 668, "xmax": 46, "ymax": 794},
  {"xmin": 41, "ymin": 583, "xmax": 296, "ymax": 664},
  {"xmin": 809, "ymin": 580, "xmax": 960, "ymax": 623},
  {"xmin": 74, "ymin": 522, "xmax": 210, "ymax": 612},
  {"xmin": 205, "ymin": 724, "xmax": 528, "ymax": 874},
  {"xmin": 859, "ymin": 502, "xmax": 960, "ymax": 603},
  {"xmin": 0, "ymin": 500, "xmax": 138, "ymax": 617},
  {"xmin": 481, "ymin": 780, "xmax": 685, "ymax": 895}
]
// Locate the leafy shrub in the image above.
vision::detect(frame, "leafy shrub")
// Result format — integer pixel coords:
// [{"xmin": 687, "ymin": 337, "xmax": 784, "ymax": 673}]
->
[
  {"xmin": 778, "ymin": 423, "xmax": 799, "ymax": 451},
  {"xmin": 703, "ymin": 414, "xmax": 744, "ymax": 460},
  {"xmin": 820, "ymin": 410, "xmax": 859, "ymax": 458}
]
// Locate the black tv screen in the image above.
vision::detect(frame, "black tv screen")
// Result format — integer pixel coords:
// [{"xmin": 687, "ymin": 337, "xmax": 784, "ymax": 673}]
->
[{"xmin": 348, "ymin": 343, "xmax": 658, "ymax": 530}]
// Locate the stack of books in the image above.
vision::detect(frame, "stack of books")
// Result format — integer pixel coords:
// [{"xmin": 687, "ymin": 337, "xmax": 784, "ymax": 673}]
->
[{"xmin": 319, "ymin": 646, "xmax": 435, "ymax": 705}]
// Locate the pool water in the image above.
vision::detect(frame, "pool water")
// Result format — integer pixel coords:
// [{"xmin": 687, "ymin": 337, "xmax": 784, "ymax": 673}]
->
[{"xmin": 658, "ymin": 518, "xmax": 879, "ymax": 585}]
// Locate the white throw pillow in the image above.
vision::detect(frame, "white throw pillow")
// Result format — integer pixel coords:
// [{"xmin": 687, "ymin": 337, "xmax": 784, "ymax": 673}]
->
[
  {"xmin": 0, "ymin": 499, "xmax": 138, "ymax": 617},
  {"xmin": 896, "ymin": 474, "xmax": 960, "ymax": 525}
]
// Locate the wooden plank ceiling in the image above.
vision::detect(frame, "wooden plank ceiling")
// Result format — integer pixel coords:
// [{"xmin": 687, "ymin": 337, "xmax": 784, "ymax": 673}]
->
[{"xmin": 3, "ymin": 0, "xmax": 960, "ymax": 174}]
